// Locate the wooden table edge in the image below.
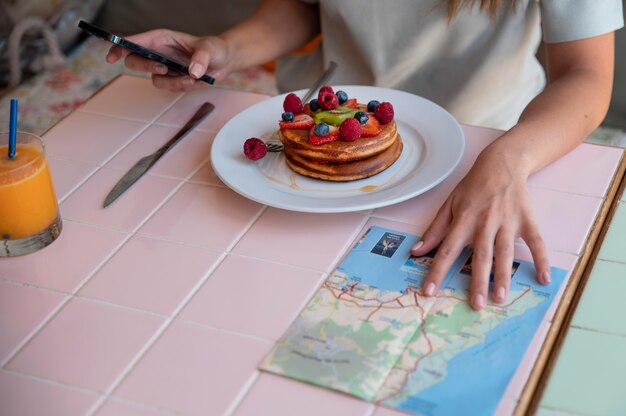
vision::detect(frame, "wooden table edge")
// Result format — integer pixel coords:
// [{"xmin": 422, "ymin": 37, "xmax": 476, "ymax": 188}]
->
[{"xmin": 516, "ymin": 148, "xmax": 626, "ymax": 415}]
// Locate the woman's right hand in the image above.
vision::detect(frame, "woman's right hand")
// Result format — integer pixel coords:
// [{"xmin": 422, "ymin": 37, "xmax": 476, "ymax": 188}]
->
[{"xmin": 105, "ymin": 29, "xmax": 232, "ymax": 91}]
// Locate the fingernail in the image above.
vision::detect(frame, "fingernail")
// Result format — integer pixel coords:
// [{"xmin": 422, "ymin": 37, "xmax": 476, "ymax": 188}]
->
[
  {"xmin": 411, "ymin": 240, "xmax": 424, "ymax": 253},
  {"xmin": 496, "ymin": 286, "xmax": 506, "ymax": 301},
  {"xmin": 189, "ymin": 62, "xmax": 203, "ymax": 78},
  {"xmin": 155, "ymin": 64, "xmax": 168, "ymax": 74},
  {"xmin": 424, "ymin": 282, "xmax": 435, "ymax": 297},
  {"xmin": 541, "ymin": 270, "xmax": 551, "ymax": 284},
  {"xmin": 473, "ymin": 294, "xmax": 485, "ymax": 309},
  {"xmin": 183, "ymin": 76, "xmax": 196, "ymax": 86}
]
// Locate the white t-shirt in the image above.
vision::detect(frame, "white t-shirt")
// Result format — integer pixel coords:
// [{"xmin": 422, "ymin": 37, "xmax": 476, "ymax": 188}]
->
[{"xmin": 276, "ymin": 0, "xmax": 624, "ymax": 130}]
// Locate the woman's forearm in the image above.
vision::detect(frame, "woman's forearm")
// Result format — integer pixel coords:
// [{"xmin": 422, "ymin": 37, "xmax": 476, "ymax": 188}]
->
[
  {"xmin": 482, "ymin": 32, "xmax": 615, "ymax": 176},
  {"xmin": 220, "ymin": 0, "xmax": 320, "ymax": 71}
]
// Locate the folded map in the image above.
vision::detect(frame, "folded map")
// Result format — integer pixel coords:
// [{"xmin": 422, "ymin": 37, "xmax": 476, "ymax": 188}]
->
[{"xmin": 259, "ymin": 226, "xmax": 567, "ymax": 416}]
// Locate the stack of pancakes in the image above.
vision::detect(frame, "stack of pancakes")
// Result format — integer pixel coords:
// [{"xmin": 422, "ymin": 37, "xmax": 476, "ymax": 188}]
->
[{"xmin": 279, "ymin": 121, "xmax": 402, "ymax": 181}]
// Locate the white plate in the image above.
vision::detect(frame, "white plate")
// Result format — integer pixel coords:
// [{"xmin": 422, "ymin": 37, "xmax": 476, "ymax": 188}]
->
[{"xmin": 210, "ymin": 86, "xmax": 465, "ymax": 213}]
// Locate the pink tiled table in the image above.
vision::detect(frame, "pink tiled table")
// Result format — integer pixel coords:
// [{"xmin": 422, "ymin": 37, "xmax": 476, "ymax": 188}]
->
[{"xmin": 0, "ymin": 75, "xmax": 623, "ymax": 416}]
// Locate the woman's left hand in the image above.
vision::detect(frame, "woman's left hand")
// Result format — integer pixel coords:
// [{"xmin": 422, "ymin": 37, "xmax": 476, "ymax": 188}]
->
[{"xmin": 409, "ymin": 141, "xmax": 551, "ymax": 310}]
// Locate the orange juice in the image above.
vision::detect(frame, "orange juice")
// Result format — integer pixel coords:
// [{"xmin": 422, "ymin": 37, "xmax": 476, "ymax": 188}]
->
[{"xmin": 0, "ymin": 144, "xmax": 58, "ymax": 239}]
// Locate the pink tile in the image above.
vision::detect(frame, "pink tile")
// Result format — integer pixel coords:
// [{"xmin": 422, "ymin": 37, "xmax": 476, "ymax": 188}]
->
[
  {"xmin": 528, "ymin": 143, "xmax": 623, "ymax": 197},
  {"xmin": 80, "ymin": 235, "xmax": 221, "ymax": 315},
  {"xmin": 180, "ymin": 255, "xmax": 324, "ymax": 339},
  {"xmin": 529, "ymin": 187, "xmax": 601, "ymax": 254},
  {"xmin": 139, "ymin": 183, "xmax": 263, "ymax": 249},
  {"xmin": 115, "ymin": 321, "xmax": 272, "ymax": 416},
  {"xmin": 106, "ymin": 124, "xmax": 215, "ymax": 180},
  {"xmin": 81, "ymin": 75, "xmax": 182, "ymax": 122},
  {"xmin": 453, "ymin": 125, "xmax": 501, "ymax": 176},
  {"xmin": 7, "ymin": 298, "xmax": 164, "ymax": 392},
  {"xmin": 188, "ymin": 160, "xmax": 226, "ymax": 187},
  {"xmin": 96, "ymin": 398, "xmax": 170, "ymax": 416},
  {"xmin": 156, "ymin": 87, "xmax": 269, "ymax": 133},
  {"xmin": 234, "ymin": 373, "xmax": 372, "ymax": 416},
  {"xmin": 373, "ymin": 405, "xmax": 414, "ymax": 416},
  {"xmin": 0, "ymin": 220, "xmax": 127, "ymax": 292},
  {"xmin": 61, "ymin": 167, "xmax": 181, "ymax": 232},
  {"xmin": 503, "ymin": 320, "xmax": 550, "ymax": 401},
  {"xmin": 43, "ymin": 111, "xmax": 147, "ymax": 164},
  {"xmin": 372, "ymin": 173, "xmax": 463, "ymax": 226},
  {"xmin": 0, "ymin": 283, "xmax": 66, "ymax": 364},
  {"xmin": 0, "ymin": 371, "xmax": 98, "ymax": 416},
  {"xmin": 232, "ymin": 208, "xmax": 365, "ymax": 271},
  {"xmin": 48, "ymin": 157, "xmax": 99, "ymax": 202}
]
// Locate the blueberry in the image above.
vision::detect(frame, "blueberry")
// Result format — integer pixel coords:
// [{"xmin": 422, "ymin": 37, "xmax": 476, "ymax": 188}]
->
[
  {"xmin": 336, "ymin": 90, "xmax": 348, "ymax": 104},
  {"xmin": 282, "ymin": 112, "xmax": 294, "ymax": 122},
  {"xmin": 314, "ymin": 122, "xmax": 330, "ymax": 136},
  {"xmin": 367, "ymin": 100, "xmax": 380, "ymax": 113},
  {"xmin": 354, "ymin": 111, "xmax": 369, "ymax": 125},
  {"xmin": 309, "ymin": 99, "xmax": 321, "ymax": 112}
]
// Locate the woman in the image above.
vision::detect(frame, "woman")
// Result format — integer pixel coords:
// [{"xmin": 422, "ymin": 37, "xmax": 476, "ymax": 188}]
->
[{"xmin": 106, "ymin": 0, "xmax": 623, "ymax": 310}]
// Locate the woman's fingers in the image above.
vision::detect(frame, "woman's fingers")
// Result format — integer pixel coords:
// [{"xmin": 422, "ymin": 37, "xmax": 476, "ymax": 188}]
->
[
  {"xmin": 469, "ymin": 221, "xmax": 497, "ymax": 310},
  {"xmin": 124, "ymin": 54, "xmax": 169, "ymax": 74},
  {"xmin": 521, "ymin": 220, "xmax": 551, "ymax": 284},
  {"xmin": 151, "ymin": 74, "xmax": 199, "ymax": 91},
  {"xmin": 421, "ymin": 217, "xmax": 470, "ymax": 297},
  {"xmin": 411, "ymin": 199, "xmax": 452, "ymax": 256},
  {"xmin": 492, "ymin": 227, "xmax": 515, "ymax": 303}
]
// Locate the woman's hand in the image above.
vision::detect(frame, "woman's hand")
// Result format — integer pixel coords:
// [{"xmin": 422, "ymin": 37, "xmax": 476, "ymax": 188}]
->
[
  {"xmin": 410, "ymin": 140, "xmax": 551, "ymax": 310},
  {"xmin": 106, "ymin": 29, "xmax": 232, "ymax": 91}
]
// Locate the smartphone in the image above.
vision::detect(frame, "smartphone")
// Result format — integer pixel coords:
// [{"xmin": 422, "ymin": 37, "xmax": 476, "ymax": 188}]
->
[{"xmin": 78, "ymin": 20, "xmax": 215, "ymax": 85}]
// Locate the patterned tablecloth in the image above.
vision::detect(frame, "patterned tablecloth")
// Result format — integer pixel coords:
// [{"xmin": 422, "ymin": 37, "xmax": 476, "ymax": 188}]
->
[{"xmin": 0, "ymin": 37, "xmax": 279, "ymax": 136}]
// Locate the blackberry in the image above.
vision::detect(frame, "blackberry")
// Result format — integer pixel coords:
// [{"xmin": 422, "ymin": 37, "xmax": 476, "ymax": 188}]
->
[{"xmin": 282, "ymin": 112, "xmax": 294, "ymax": 122}]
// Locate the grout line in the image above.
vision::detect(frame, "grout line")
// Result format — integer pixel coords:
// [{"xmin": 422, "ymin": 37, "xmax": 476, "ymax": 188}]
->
[
  {"xmin": 85, "ymin": 251, "xmax": 229, "ymax": 416},
  {"xmin": 363, "ymin": 404, "xmax": 377, "ymax": 416},
  {"xmin": 0, "ymin": 230, "xmax": 134, "ymax": 368},
  {"xmin": 58, "ymin": 91, "xmax": 188, "ymax": 205},
  {"xmin": 539, "ymin": 404, "xmax": 594, "ymax": 416},
  {"xmin": 568, "ymin": 324, "xmax": 626, "ymax": 340},
  {"xmin": 223, "ymin": 371, "xmax": 261, "ymax": 416},
  {"xmin": 175, "ymin": 319, "xmax": 274, "ymax": 344},
  {"xmin": 592, "ymin": 257, "xmax": 626, "ymax": 266},
  {"xmin": 104, "ymin": 396, "xmax": 181, "ymax": 415},
  {"xmin": 0, "ymin": 368, "xmax": 104, "ymax": 397}
]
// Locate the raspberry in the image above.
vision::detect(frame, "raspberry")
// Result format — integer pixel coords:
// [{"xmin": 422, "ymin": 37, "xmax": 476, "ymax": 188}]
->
[
  {"xmin": 283, "ymin": 93, "xmax": 303, "ymax": 114},
  {"xmin": 319, "ymin": 85, "xmax": 334, "ymax": 95},
  {"xmin": 339, "ymin": 118, "xmax": 362, "ymax": 142},
  {"xmin": 243, "ymin": 137, "xmax": 267, "ymax": 161},
  {"xmin": 374, "ymin": 102, "xmax": 394, "ymax": 124},
  {"xmin": 318, "ymin": 91, "xmax": 339, "ymax": 110}
]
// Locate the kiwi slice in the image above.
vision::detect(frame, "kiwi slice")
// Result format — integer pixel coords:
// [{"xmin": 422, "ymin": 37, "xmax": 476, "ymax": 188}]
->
[{"xmin": 314, "ymin": 107, "xmax": 359, "ymax": 126}]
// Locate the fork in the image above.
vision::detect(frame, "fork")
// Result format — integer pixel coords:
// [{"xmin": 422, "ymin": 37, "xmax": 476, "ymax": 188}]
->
[{"xmin": 265, "ymin": 61, "xmax": 338, "ymax": 152}]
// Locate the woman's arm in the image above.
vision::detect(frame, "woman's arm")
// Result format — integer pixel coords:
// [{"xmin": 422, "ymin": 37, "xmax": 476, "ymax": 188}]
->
[
  {"xmin": 411, "ymin": 32, "xmax": 615, "ymax": 310},
  {"xmin": 106, "ymin": 0, "xmax": 320, "ymax": 90}
]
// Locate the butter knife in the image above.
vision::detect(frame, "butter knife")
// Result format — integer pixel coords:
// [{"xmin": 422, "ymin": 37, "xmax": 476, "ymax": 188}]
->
[{"xmin": 103, "ymin": 102, "xmax": 215, "ymax": 208}]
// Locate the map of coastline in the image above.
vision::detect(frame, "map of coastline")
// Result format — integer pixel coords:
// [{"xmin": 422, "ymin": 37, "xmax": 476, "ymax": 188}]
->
[{"xmin": 259, "ymin": 226, "xmax": 567, "ymax": 415}]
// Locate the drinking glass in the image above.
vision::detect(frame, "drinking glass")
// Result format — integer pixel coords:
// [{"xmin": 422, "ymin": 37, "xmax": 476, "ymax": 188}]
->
[{"xmin": 0, "ymin": 131, "xmax": 62, "ymax": 256}]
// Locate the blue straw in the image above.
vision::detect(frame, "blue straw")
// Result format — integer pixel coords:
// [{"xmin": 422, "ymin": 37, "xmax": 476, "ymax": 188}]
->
[{"xmin": 8, "ymin": 99, "xmax": 17, "ymax": 159}]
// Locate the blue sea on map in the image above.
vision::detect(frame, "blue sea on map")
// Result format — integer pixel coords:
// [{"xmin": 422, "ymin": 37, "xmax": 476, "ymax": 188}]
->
[{"xmin": 394, "ymin": 262, "xmax": 567, "ymax": 416}]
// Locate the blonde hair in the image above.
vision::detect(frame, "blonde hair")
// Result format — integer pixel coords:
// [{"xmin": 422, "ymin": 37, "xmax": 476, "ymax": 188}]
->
[{"xmin": 444, "ymin": 0, "xmax": 517, "ymax": 19}]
